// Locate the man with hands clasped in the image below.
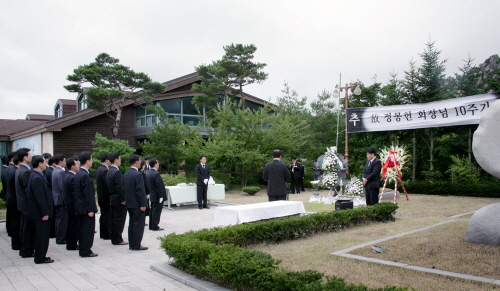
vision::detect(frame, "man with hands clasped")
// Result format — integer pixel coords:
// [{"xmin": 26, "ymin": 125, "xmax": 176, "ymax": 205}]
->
[{"xmin": 195, "ymin": 155, "xmax": 210, "ymax": 210}]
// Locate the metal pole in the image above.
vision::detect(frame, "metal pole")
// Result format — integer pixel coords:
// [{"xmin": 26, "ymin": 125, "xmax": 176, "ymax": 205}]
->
[
  {"xmin": 344, "ymin": 85, "xmax": 349, "ymax": 162},
  {"xmin": 335, "ymin": 73, "xmax": 341, "ymax": 149}
]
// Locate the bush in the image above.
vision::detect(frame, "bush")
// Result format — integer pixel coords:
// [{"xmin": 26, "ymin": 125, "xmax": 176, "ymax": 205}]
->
[
  {"xmin": 0, "ymin": 198, "xmax": 6, "ymax": 209},
  {"xmin": 242, "ymin": 186, "xmax": 260, "ymax": 195},
  {"xmin": 161, "ymin": 173, "xmax": 187, "ymax": 186},
  {"xmin": 159, "ymin": 203, "xmax": 404, "ymax": 290},
  {"xmin": 404, "ymin": 181, "xmax": 500, "ymax": 198},
  {"xmin": 210, "ymin": 170, "xmax": 232, "ymax": 190}
]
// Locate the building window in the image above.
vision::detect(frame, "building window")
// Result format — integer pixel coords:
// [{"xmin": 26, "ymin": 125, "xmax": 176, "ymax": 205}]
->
[
  {"xmin": 135, "ymin": 106, "xmax": 157, "ymax": 128},
  {"xmin": 78, "ymin": 94, "xmax": 87, "ymax": 111},
  {"xmin": 55, "ymin": 104, "xmax": 62, "ymax": 118}
]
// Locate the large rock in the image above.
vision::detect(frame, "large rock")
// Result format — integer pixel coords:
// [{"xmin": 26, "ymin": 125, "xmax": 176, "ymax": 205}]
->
[
  {"xmin": 468, "ymin": 100, "xmax": 500, "ymax": 246},
  {"xmin": 465, "ymin": 203, "xmax": 500, "ymax": 246},
  {"xmin": 473, "ymin": 99, "xmax": 500, "ymax": 178}
]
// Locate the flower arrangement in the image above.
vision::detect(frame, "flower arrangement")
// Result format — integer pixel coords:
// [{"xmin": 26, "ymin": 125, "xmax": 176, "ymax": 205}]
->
[
  {"xmin": 321, "ymin": 172, "xmax": 338, "ymax": 189},
  {"xmin": 379, "ymin": 145, "xmax": 409, "ymax": 183},
  {"xmin": 344, "ymin": 177, "xmax": 364, "ymax": 196},
  {"xmin": 321, "ymin": 151, "xmax": 340, "ymax": 172}
]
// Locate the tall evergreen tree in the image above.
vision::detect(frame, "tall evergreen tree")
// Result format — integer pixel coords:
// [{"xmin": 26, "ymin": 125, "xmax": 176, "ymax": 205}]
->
[
  {"xmin": 64, "ymin": 53, "xmax": 166, "ymax": 139},
  {"xmin": 192, "ymin": 44, "xmax": 268, "ymax": 111}
]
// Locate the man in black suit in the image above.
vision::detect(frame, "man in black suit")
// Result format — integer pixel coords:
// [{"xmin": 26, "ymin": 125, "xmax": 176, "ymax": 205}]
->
[
  {"xmin": 107, "ymin": 153, "xmax": 128, "ymax": 246},
  {"xmin": 362, "ymin": 147, "xmax": 382, "ymax": 206},
  {"xmin": 27, "ymin": 155, "xmax": 54, "ymax": 264},
  {"xmin": 96, "ymin": 153, "xmax": 112, "ymax": 240},
  {"xmin": 146, "ymin": 159, "xmax": 166, "ymax": 231},
  {"xmin": 3, "ymin": 152, "xmax": 17, "ymax": 238},
  {"xmin": 52, "ymin": 154, "xmax": 67, "ymax": 244},
  {"xmin": 16, "ymin": 148, "xmax": 35, "ymax": 258},
  {"xmin": 195, "ymin": 155, "xmax": 210, "ymax": 210},
  {"xmin": 263, "ymin": 150, "xmax": 291, "ymax": 201},
  {"xmin": 45, "ymin": 156, "xmax": 56, "ymax": 189},
  {"xmin": 74, "ymin": 152, "xmax": 98, "ymax": 258},
  {"xmin": 64, "ymin": 157, "xmax": 80, "ymax": 250},
  {"xmin": 124, "ymin": 154, "xmax": 148, "ymax": 251},
  {"xmin": 1, "ymin": 155, "xmax": 9, "ymax": 201},
  {"xmin": 6, "ymin": 155, "xmax": 21, "ymax": 250},
  {"xmin": 289, "ymin": 157, "xmax": 303, "ymax": 194}
]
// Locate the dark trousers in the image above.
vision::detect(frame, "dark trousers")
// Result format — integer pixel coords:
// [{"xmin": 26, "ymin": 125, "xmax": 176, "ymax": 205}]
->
[
  {"xmin": 111, "ymin": 203, "xmax": 127, "ymax": 244},
  {"xmin": 150, "ymin": 202, "xmax": 162, "ymax": 230},
  {"xmin": 290, "ymin": 176, "xmax": 301, "ymax": 194},
  {"xmin": 78, "ymin": 214, "xmax": 95, "ymax": 257},
  {"xmin": 66, "ymin": 212, "xmax": 80, "ymax": 250},
  {"xmin": 33, "ymin": 219, "xmax": 50, "ymax": 264},
  {"xmin": 365, "ymin": 187, "xmax": 380, "ymax": 206},
  {"xmin": 50, "ymin": 206, "xmax": 56, "ymax": 238},
  {"xmin": 54, "ymin": 205, "xmax": 68, "ymax": 244},
  {"xmin": 10, "ymin": 209, "xmax": 21, "ymax": 250},
  {"xmin": 6, "ymin": 205, "xmax": 13, "ymax": 236},
  {"xmin": 127, "ymin": 208, "xmax": 145, "ymax": 249},
  {"xmin": 197, "ymin": 184, "xmax": 208, "ymax": 207},
  {"xmin": 268, "ymin": 195, "xmax": 287, "ymax": 202},
  {"xmin": 98, "ymin": 202, "xmax": 112, "ymax": 239},
  {"xmin": 19, "ymin": 212, "xmax": 35, "ymax": 257}
]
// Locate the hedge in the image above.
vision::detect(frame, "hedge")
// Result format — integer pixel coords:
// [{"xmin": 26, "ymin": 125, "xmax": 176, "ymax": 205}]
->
[
  {"xmin": 159, "ymin": 203, "xmax": 407, "ymax": 291},
  {"xmin": 404, "ymin": 181, "xmax": 500, "ymax": 197}
]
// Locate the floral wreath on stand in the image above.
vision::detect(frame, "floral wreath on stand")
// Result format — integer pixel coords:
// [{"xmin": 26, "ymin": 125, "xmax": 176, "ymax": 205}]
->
[
  {"xmin": 378, "ymin": 144, "xmax": 410, "ymax": 203},
  {"xmin": 319, "ymin": 147, "xmax": 342, "ymax": 204}
]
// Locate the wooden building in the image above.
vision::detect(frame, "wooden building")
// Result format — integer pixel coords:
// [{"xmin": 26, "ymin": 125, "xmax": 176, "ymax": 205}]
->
[{"xmin": 1, "ymin": 73, "xmax": 267, "ymax": 158}]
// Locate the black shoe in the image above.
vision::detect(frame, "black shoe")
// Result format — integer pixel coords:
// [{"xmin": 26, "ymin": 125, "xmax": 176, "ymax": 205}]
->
[
  {"xmin": 198, "ymin": 206, "xmax": 203, "ymax": 210},
  {"xmin": 130, "ymin": 246, "xmax": 148, "ymax": 251},
  {"xmin": 81, "ymin": 253, "xmax": 98, "ymax": 258},
  {"xmin": 21, "ymin": 254, "xmax": 35, "ymax": 258},
  {"xmin": 144, "ymin": 224, "xmax": 148, "ymax": 226},
  {"xmin": 203, "ymin": 205, "xmax": 210, "ymax": 209},
  {"xmin": 100, "ymin": 238, "xmax": 111, "ymax": 240},
  {"xmin": 56, "ymin": 240, "xmax": 67, "ymax": 244},
  {"xmin": 152, "ymin": 228, "xmax": 164, "ymax": 231},
  {"xmin": 67, "ymin": 246, "xmax": 79, "ymax": 250},
  {"xmin": 35, "ymin": 258, "xmax": 54, "ymax": 264}
]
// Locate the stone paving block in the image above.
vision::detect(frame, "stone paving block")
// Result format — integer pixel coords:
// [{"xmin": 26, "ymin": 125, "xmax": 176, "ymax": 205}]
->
[
  {"xmin": 12, "ymin": 281, "xmax": 37, "ymax": 291},
  {"xmin": 46, "ymin": 276, "xmax": 80, "ymax": 291},
  {"xmin": 115, "ymin": 282, "xmax": 146, "ymax": 291}
]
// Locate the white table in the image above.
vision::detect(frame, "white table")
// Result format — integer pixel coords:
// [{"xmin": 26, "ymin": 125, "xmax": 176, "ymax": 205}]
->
[
  {"xmin": 164, "ymin": 184, "xmax": 225, "ymax": 209},
  {"xmin": 213, "ymin": 200, "xmax": 306, "ymax": 227}
]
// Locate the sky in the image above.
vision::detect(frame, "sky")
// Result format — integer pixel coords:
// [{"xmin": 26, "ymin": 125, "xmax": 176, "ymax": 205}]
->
[{"xmin": 1, "ymin": 0, "xmax": 499, "ymax": 120}]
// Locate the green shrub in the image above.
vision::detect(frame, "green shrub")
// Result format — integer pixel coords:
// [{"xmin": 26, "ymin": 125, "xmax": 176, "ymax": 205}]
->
[
  {"xmin": 242, "ymin": 186, "xmax": 260, "ymax": 195},
  {"xmin": 0, "ymin": 198, "xmax": 6, "ymax": 209},
  {"xmin": 159, "ymin": 203, "xmax": 404, "ymax": 290},
  {"xmin": 404, "ymin": 181, "xmax": 500, "ymax": 198},
  {"xmin": 210, "ymin": 170, "xmax": 232, "ymax": 190},
  {"xmin": 160, "ymin": 173, "xmax": 187, "ymax": 186}
]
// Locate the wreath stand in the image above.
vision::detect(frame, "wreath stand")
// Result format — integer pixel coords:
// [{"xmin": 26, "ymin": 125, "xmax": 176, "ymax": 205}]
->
[{"xmin": 378, "ymin": 150, "xmax": 409, "ymax": 204}]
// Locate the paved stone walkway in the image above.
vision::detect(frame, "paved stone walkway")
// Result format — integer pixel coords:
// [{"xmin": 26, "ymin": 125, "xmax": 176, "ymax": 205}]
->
[{"xmin": 0, "ymin": 202, "xmax": 225, "ymax": 291}]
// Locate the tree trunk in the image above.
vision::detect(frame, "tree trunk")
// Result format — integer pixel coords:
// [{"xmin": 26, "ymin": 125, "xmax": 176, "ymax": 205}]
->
[
  {"xmin": 429, "ymin": 128, "xmax": 435, "ymax": 172},
  {"xmin": 468, "ymin": 125, "xmax": 472, "ymax": 163},
  {"xmin": 412, "ymin": 130, "xmax": 417, "ymax": 182},
  {"xmin": 111, "ymin": 107, "xmax": 123, "ymax": 139},
  {"xmin": 240, "ymin": 84, "xmax": 246, "ymax": 110}
]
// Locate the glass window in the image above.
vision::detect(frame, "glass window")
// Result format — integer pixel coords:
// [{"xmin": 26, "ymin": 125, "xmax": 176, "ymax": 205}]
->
[
  {"xmin": 183, "ymin": 115, "xmax": 200, "ymax": 126},
  {"xmin": 55, "ymin": 105, "xmax": 62, "ymax": 118},
  {"xmin": 246, "ymin": 100, "xmax": 263, "ymax": 111},
  {"xmin": 78, "ymin": 94, "xmax": 87, "ymax": 110},
  {"xmin": 158, "ymin": 99, "xmax": 181, "ymax": 114},
  {"xmin": 182, "ymin": 97, "xmax": 198, "ymax": 115},
  {"xmin": 136, "ymin": 106, "xmax": 145, "ymax": 117}
]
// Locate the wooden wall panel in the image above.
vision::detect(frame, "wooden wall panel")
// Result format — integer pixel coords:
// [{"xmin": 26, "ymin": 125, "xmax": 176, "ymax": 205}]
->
[{"xmin": 53, "ymin": 105, "xmax": 139, "ymax": 157}]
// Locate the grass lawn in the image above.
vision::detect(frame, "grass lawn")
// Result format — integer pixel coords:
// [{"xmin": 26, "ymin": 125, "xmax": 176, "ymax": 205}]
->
[{"xmin": 221, "ymin": 189, "xmax": 500, "ymax": 291}]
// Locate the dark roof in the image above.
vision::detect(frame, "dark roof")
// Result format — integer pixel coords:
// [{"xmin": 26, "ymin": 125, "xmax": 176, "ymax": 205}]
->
[
  {"xmin": 58, "ymin": 99, "xmax": 77, "ymax": 105},
  {"xmin": 26, "ymin": 114, "xmax": 54, "ymax": 121},
  {"xmin": 9, "ymin": 72, "xmax": 270, "ymax": 140},
  {"xmin": 0, "ymin": 120, "xmax": 46, "ymax": 136}
]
